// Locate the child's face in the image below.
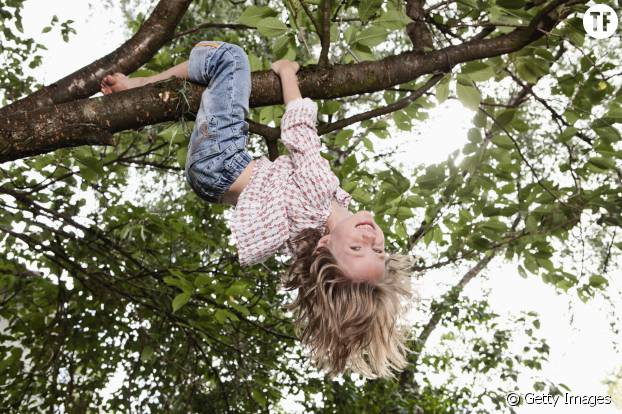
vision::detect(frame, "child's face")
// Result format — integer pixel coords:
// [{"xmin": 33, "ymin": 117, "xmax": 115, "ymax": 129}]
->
[{"xmin": 317, "ymin": 211, "xmax": 386, "ymax": 283}]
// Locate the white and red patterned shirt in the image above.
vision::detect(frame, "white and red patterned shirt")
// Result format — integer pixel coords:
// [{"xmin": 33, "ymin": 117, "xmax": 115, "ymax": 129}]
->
[{"xmin": 230, "ymin": 97, "xmax": 352, "ymax": 266}]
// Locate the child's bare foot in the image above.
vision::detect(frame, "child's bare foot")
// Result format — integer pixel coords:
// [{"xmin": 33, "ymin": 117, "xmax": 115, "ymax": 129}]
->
[{"xmin": 100, "ymin": 73, "xmax": 146, "ymax": 95}]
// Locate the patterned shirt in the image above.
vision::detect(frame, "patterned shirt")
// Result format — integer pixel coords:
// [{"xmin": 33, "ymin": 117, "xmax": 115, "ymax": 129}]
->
[{"xmin": 230, "ymin": 97, "xmax": 352, "ymax": 266}]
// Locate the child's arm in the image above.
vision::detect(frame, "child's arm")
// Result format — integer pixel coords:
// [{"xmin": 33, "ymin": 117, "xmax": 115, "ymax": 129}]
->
[
  {"xmin": 271, "ymin": 60, "xmax": 324, "ymax": 168},
  {"xmin": 271, "ymin": 60, "xmax": 301, "ymax": 105}
]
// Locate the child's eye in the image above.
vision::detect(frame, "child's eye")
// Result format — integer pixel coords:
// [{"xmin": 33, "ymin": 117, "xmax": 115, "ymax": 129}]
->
[
  {"xmin": 373, "ymin": 249, "xmax": 383, "ymax": 254},
  {"xmin": 351, "ymin": 246, "xmax": 361, "ymax": 251}
]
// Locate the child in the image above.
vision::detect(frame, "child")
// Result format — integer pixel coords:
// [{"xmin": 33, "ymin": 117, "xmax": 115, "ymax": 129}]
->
[{"xmin": 101, "ymin": 41, "xmax": 414, "ymax": 378}]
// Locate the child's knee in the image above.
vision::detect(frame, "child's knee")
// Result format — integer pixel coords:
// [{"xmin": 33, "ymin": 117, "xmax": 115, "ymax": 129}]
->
[{"xmin": 224, "ymin": 43, "xmax": 250, "ymax": 71}]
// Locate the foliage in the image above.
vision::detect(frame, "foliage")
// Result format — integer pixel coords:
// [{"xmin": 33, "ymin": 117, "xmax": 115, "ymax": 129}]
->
[
  {"xmin": 1, "ymin": 0, "xmax": 621, "ymax": 412},
  {"xmin": 0, "ymin": 0, "xmax": 75, "ymax": 104}
]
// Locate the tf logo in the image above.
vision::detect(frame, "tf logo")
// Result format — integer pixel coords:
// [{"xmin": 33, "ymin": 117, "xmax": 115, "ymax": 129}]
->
[{"xmin": 583, "ymin": 3, "xmax": 618, "ymax": 39}]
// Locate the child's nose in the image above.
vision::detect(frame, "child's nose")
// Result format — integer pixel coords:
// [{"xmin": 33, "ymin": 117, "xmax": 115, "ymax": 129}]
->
[{"xmin": 360, "ymin": 229, "xmax": 376, "ymax": 242}]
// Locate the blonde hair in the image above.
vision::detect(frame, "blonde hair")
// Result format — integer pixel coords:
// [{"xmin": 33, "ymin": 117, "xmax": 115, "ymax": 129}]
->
[{"xmin": 283, "ymin": 228, "xmax": 415, "ymax": 379}]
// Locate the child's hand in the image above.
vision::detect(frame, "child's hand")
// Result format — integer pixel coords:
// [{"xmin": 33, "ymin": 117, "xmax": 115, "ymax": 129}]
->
[{"xmin": 270, "ymin": 60, "xmax": 300, "ymax": 76}]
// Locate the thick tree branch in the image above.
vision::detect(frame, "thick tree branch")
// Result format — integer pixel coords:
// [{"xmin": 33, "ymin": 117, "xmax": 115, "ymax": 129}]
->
[
  {"xmin": 0, "ymin": 0, "xmax": 582, "ymax": 163},
  {"xmin": 1, "ymin": 0, "xmax": 193, "ymax": 116},
  {"xmin": 319, "ymin": 0, "xmax": 332, "ymax": 67},
  {"xmin": 406, "ymin": 0, "xmax": 434, "ymax": 52},
  {"xmin": 246, "ymin": 119, "xmax": 280, "ymax": 160}
]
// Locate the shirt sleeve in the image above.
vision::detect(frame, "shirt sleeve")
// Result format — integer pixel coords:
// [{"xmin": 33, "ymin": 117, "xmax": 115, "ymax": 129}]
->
[
  {"xmin": 280, "ymin": 98, "xmax": 347, "ymax": 218},
  {"xmin": 280, "ymin": 98, "xmax": 320, "ymax": 169}
]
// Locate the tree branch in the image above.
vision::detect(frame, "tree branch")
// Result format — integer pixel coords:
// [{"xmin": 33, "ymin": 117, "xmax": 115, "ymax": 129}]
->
[
  {"xmin": 1, "ymin": 0, "xmax": 193, "ymax": 115},
  {"xmin": 0, "ymin": 0, "xmax": 582, "ymax": 163},
  {"xmin": 299, "ymin": 0, "xmax": 323, "ymax": 39},
  {"xmin": 317, "ymin": 72, "xmax": 445, "ymax": 135},
  {"xmin": 318, "ymin": 0, "xmax": 332, "ymax": 67},
  {"xmin": 406, "ymin": 0, "xmax": 434, "ymax": 53}
]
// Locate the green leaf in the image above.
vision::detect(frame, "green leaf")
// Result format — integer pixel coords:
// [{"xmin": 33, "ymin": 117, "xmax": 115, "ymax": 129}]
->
[
  {"xmin": 494, "ymin": 109, "xmax": 516, "ymax": 130},
  {"xmin": 256, "ymin": 17, "xmax": 289, "ymax": 38},
  {"xmin": 259, "ymin": 106, "xmax": 276, "ymax": 124},
  {"xmin": 367, "ymin": 120, "xmax": 389, "ymax": 138},
  {"xmin": 491, "ymin": 134, "xmax": 514, "ymax": 150},
  {"xmin": 394, "ymin": 222, "xmax": 408, "ymax": 240},
  {"xmin": 141, "ymin": 346, "xmax": 154, "ymax": 362},
  {"xmin": 194, "ymin": 274, "xmax": 212, "ymax": 288},
  {"xmin": 272, "ymin": 34, "xmax": 290, "ymax": 59},
  {"xmin": 215, "ymin": 309, "xmax": 239, "ymax": 324},
  {"xmin": 594, "ymin": 125, "xmax": 621, "ymax": 143},
  {"xmin": 334, "ymin": 129, "xmax": 353, "ymax": 147},
  {"xmin": 357, "ymin": 0, "xmax": 383, "ymax": 21},
  {"xmin": 375, "ymin": 10, "xmax": 411, "ymax": 30},
  {"xmin": 225, "ymin": 281, "xmax": 248, "ymax": 297},
  {"xmin": 587, "ymin": 156, "xmax": 616, "ymax": 170},
  {"xmin": 461, "ymin": 61, "xmax": 495, "ymax": 82},
  {"xmin": 423, "ymin": 226, "xmax": 437, "ymax": 246},
  {"xmin": 436, "ymin": 76, "xmax": 450, "ymax": 103},
  {"xmin": 320, "ymin": 100, "xmax": 341, "ymax": 115},
  {"xmin": 488, "ymin": 5, "xmax": 523, "ymax": 26},
  {"xmin": 558, "ymin": 126, "xmax": 577, "ymax": 143},
  {"xmin": 351, "ymin": 188, "xmax": 372, "ymax": 204},
  {"xmin": 515, "ymin": 57, "xmax": 549, "ymax": 84},
  {"xmin": 176, "ymin": 146, "xmax": 188, "ymax": 169},
  {"xmin": 172, "ymin": 292, "xmax": 191, "ymax": 312},
  {"xmin": 480, "ymin": 220, "xmax": 506, "ymax": 232},
  {"xmin": 396, "ymin": 207, "xmax": 413, "ymax": 220},
  {"xmin": 252, "ymin": 389, "xmax": 267, "ymax": 406},
  {"xmin": 237, "ymin": 6, "xmax": 278, "ymax": 26},
  {"xmin": 456, "ymin": 79, "xmax": 481, "ymax": 111},
  {"xmin": 352, "ymin": 26, "xmax": 388, "ymax": 48},
  {"xmin": 164, "ymin": 274, "xmax": 193, "ymax": 293},
  {"xmin": 393, "ymin": 110, "xmax": 411, "ymax": 131},
  {"xmin": 496, "ymin": 0, "xmax": 526, "ymax": 9},
  {"xmin": 588, "ymin": 274, "xmax": 608, "ymax": 288},
  {"xmin": 75, "ymin": 152, "xmax": 104, "ymax": 183}
]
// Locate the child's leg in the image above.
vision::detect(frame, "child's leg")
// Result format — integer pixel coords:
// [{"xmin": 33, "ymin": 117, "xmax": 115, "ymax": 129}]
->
[
  {"xmin": 184, "ymin": 41, "xmax": 252, "ymax": 204},
  {"xmin": 100, "ymin": 62, "xmax": 189, "ymax": 94}
]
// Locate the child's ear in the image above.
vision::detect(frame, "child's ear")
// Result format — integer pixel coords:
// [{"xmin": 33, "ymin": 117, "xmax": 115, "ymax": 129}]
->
[{"xmin": 313, "ymin": 234, "xmax": 330, "ymax": 255}]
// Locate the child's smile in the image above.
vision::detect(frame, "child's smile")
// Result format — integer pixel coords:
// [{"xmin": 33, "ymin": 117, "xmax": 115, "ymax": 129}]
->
[{"xmin": 317, "ymin": 210, "xmax": 386, "ymax": 283}]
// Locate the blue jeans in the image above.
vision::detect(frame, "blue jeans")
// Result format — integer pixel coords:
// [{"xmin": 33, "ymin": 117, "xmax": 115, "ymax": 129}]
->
[{"xmin": 184, "ymin": 41, "xmax": 252, "ymax": 203}]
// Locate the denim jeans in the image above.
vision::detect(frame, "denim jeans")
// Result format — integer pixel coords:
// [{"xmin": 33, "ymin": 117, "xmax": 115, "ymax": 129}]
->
[{"xmin": 184, "ymin": 41, "xmax": 252, "ymax": 203}]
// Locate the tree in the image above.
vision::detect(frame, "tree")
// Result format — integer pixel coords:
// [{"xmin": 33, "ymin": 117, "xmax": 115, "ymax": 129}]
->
[{"xmin": 1, "ymin": 0, "xmax": 620, "ymax": 412}]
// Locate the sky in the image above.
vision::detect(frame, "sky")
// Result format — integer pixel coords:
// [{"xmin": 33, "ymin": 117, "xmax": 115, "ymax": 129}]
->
[{"xmin": 14, "ymin": 1, "xmax": 622, "ymax": 413}]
